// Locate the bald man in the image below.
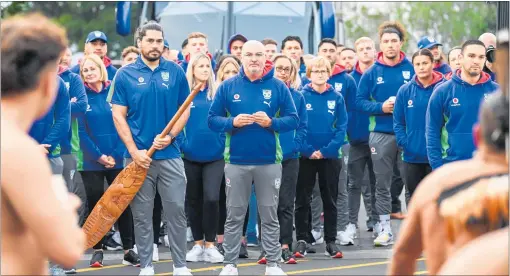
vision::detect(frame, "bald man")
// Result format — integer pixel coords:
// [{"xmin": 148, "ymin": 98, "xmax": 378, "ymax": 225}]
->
[{"xmin": 209, "ymin": 40, "xmax": 298, "ymax": 276}]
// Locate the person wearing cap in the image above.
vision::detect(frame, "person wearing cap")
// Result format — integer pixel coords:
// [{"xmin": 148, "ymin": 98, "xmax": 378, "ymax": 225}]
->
[
  {"xmin": 356, "ymin": 21, "xmax": 414, "ymax": 247},
  {"xmin": 227, "ymin": 34, "xmax": 248, "ymax": 60},
  {"xmin": 71, "ymin": 31, "xmax": 117, "ymax": 81},
  {"xmin": 417, "ymin": 36, "xmax": 451, "ymax": 76}
]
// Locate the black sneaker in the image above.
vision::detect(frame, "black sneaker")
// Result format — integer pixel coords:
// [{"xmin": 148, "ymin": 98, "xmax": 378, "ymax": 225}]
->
[
  {"xmin": 281, "ymin": 248, "xmax": 296, "ymax": 264},
  {"xmin": 216, "ymin": 243, "xmax": 225, "ymax": 256},
  {"xmin": 89, "ymin": 251, "xmax": 104, "ymax": 267},
  {"xmin": 103, "ymin": 236, "xmax": 122, "ymax": 251},
  {"xmin": 239, "ymin": 241, "xmax": 249, "ymax": 258},
  {"xmin": 293, "ymin": 240, "xmax": 307, "ymax": 258},
  {"xmin": 122, "ymin": 249, "xmax": 140, "ymax": 267},
  {"xmin": 325, "ymin": 242, "xmax": 343, "ymax": 258},
  {"xmin": 306, "ymin": 243, "xmax": 316, "ymax": 254},
  {"xmin": 64, "ymin": 267, "xmax": 76, "ymax": 274},
  {"xmin": 257, "ymin": 251, "xmax": 267, "ymax": 265}
]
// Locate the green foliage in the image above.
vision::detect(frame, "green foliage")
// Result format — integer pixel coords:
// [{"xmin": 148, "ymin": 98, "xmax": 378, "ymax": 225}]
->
[
  {"xmin": 341, "ymin": 2, "xmax": 497, "ymax": 54},
  {"xmin": 1, "ymin": 1, "xmax": 140, "ymax": 59}
]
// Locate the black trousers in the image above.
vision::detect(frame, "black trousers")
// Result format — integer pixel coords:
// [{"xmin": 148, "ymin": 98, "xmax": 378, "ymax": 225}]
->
[
  {"xmin": 184, "ymin": 159, "xmax": 225, "ymax": 242},
  {"xmin": 401, "ymin": 162, "xmax": 432, "ymax": 198},
  {"xmin": 153, "ymin": 190, "xmax": 162, "ymax": 244},
  {"xmin": 81, "ymin": 169, "xmax": 134, "ymax": 250},
  {"xmin": 218, "ymin": 180, "xmax": 249, "ymax": 237},
  {"xmin": 295, "ymin": 158, "xmax": 341, "ymax": 243}
]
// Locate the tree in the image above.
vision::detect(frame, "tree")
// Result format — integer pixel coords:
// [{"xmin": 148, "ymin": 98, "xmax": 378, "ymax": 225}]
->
[{"xmin": 1, "ymin": 2, "xmax": 141, "ymax": 59}]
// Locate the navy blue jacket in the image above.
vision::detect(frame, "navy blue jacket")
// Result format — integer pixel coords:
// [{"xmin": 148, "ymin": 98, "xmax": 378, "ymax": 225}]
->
[
  {"xmin": 208, "ymin": 61, "xmax": 299, "ymax": 165},
  {"xmin": 356, "ymin": 52, "xmax": 415, "ymax": 134},
  {"xmin": 393, "ymin": 72, "xmax": 445, "ymax": 163}
]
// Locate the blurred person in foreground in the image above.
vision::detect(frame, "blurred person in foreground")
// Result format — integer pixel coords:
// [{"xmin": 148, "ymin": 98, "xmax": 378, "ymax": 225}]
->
[
  {"xmin": 388, "ymin": 91, "xmax": 509, "ymax": 275},
  {"xmin": 1, "ymin": 13, "xmax": 85, "ymax": 275}
]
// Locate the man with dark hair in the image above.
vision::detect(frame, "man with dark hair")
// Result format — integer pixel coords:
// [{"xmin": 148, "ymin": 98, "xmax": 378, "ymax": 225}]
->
[
  {"xmin": 1, "ymin": 12, "xmax": 85, "ymax": 275},
  {"xmin": 281, "ymin": 35, "xmax": 307, "ymax": 81},
  {"xmin": 109, "ymin": 21, "xmax": 193, "ymax": 275},
  {"xmin": 338, "ymin": 48, "xmax": 356, "ymax": 73},
  {"xmin": 71, "ymin": 31, "xmax": 117, "ymax": 80},
  {"xmin": 336, "ymin": 44, "xmax": 345, "ymax": 65},
  {"xmin": 426, "ymin": 39, "xmax": 499, "ymax": 170},
  {"xmin": 227, "ymin": 34, "xmax": 248, "ymax": 60},
  {"xmin": 262, "ymin": 38, "xmax": 278, "ymax": 60},
  {"xmin": 417, "ymin": 36, "xmax": 452, "ymax": 75},
  {"xmin": 178, "ymin": 38, "xmax": 189, "ymax": 61},
  {"xmin": 356, "ymin": 21, "xmax": 414, "ymax": 246}
]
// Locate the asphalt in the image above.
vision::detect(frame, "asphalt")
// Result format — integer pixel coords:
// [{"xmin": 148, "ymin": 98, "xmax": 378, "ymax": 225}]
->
[{"xmin": 74, "ymin": 191, "xmax": 428, "ymax": 275}]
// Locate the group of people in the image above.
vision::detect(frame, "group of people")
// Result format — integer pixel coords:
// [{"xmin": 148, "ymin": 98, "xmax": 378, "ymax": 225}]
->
[{"xmin": 1, "ymin": 11, "xmax": 507, "ymax": 276}]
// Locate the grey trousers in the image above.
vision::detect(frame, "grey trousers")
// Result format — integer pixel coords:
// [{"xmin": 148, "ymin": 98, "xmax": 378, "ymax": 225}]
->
[
  {"xmin": 368, "ymin": 132, "xmax": 403, "ymax": 217},
  {"xmin": 347, "ymin": 144, "xmax": 377, "ymax": 227},
  {"xmin": 223, "ymin": 163, "xmax": 282, "ymax": 265},
  {"xmin": 61, "ymin": 154, "xmax": 88, "ymax": 226},
  {"xmin": 336, "ymin": 144, "xmax": 350, "ymax": 231},
  {"xmin": 49, "ymin": 156, "xmax": 64, "ymax": 175},
  {"xmin": 127, "ymin": 158, "xmax": 187, "ymax": 269}
]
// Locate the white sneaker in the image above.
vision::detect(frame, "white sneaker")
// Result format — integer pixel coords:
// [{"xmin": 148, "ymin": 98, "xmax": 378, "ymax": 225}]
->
[
  {"xmin": 265, "ymin": 264, "xmax": 287, "ymax": 275},
  {"xmin": 186, "ymin": 227, "xmax": 194, "ymax": 242},
  {"xmin": 139, "ymin": 266, "xmax": 155, "ymax": 276},
  {"xmin": 133, "ymin": 245, "xmax": 138, "ymax": 254},
  {"xmin": 164, "ymin": 235, "xmax": 170, "ymax": 247},
  {"xmin": 153, "ymin": 244, "xmax": 159, "ymax": 262},
  {"xmin": 311, "ymin": 229, "xmax": 324, "ymax": 245},
  {"xmin": 373, "ymin": 230, "xmax": 394, "ymax": 247},
  {"xmin": 346, "ymin": 223, "xmax": 358, "ymax": 239},
  {"xmin": 372, "ymin": 222, "xmax": 382, "ymax": 238},
  {"xmin": 112, "ymin": 231, "xmax": 123, "ymax": 246},
  {"xmin": 204, "ymin": 246, "xmax": 224, "ymax": 263},
  {"xmin": 335, "ymin": 231, "xmax": 354, "ymax": 246},
  {"xmin": 186, "ymin": 245, "xmax": 204, "ymax": 262},
  {"xmin": 219, "ymin": 264, "xmax": 238, "ymax": 275},
  {"xmin": 173, "ymin": 266, "xmax": 193, "ymax": 275}
]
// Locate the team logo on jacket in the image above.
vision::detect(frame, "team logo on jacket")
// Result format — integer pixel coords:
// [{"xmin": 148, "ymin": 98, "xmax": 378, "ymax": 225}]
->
[
  {"xmin": 138, "ymin": 77, "xmax": 144, "ymax": 83},
  {"xmin": 233, "ymin": 94, "xmax": 241, "ymax": 102},
  {"xmin": 376, "ymin": 77, "xmax": 384, "ymax": 84},
  {"xmin": 334, "ymin": 83, "xmax": 343, "ymax": 92},
  {"xmin": 262, "ymin": 89, "xmax": 272, "ymax": 100},
  {"xmin": 407, "ymin": 100, "xmax": 413, "ymax": 107},
  {"xmin": 402, "ymin": 71, "xmax": 411, "ymax": 79},
  {"xmin": 370, "ymin": 147, "xmax": 377, "ymax": 154},
  {"xmin": 327, "ymin": 100, "xmax": 336, "ymax": 109},
  {"xmin": 451, "ymin": 97, "xmax": 460, "ymax": 107},
  {"xmin": 306, "ymin": 103, "xmax": 313, "ymax": 110},
  {"xmin": 161, "ymin": 72, "xmax": 170, "ymax": 82}
]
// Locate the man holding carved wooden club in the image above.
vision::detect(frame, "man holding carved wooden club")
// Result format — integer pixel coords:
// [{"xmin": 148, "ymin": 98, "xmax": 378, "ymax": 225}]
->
[
  {"xmin": 110, "ymin": 21, "xmax": 193, "ymax": 276},
  {"xmin": 209, "ymin": 40, "xmax": 299, "ymax": 276}
]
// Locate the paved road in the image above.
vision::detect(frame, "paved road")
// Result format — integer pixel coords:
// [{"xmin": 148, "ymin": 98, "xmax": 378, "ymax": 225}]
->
[{"xmin": 75, "ymin": 191, "xmax": 425, "ymax": 275}]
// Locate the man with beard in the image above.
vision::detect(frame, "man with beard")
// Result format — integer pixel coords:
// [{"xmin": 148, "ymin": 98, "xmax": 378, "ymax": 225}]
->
[
  {"xmin": 71, "ymin": 31, "xmax": 117, "ymax": 80},
  {"xmin": 338, "ymin": 48, "xmax": 356, "ymax": 73},
  {"xmin": 208, "ymin": 40, "xmax": 298, "ymax": 275},
  {"xmin": 426, "ymin": 40, "xmax": 499, "ymax": 170},
  {"xmin": 109, "ymin": 21, "xmax": 193, "ymax": 276},
  {"xmin": 417, "ymin": 36, "xmax": 451, "ymax": 75},
  {"xmin": 356, "ymin": 21, "xmax": 414, "ymax": 246}
]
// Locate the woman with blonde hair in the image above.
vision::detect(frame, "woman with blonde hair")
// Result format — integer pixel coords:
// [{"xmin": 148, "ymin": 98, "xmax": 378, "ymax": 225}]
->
[
  {"xmin": 77, "ymin": 53, "xmax": 139, "ymax": 267},
  {"xmin": 182, "ymin": 53, "xmax": 225, "ymax": 263},
  {"xmin": 256, "ymin": 54, "xmax": 308, "ymax": 265},
  {"xmin": 215, "ymin": 54, "xmax": 241, "ymax": 86}
]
